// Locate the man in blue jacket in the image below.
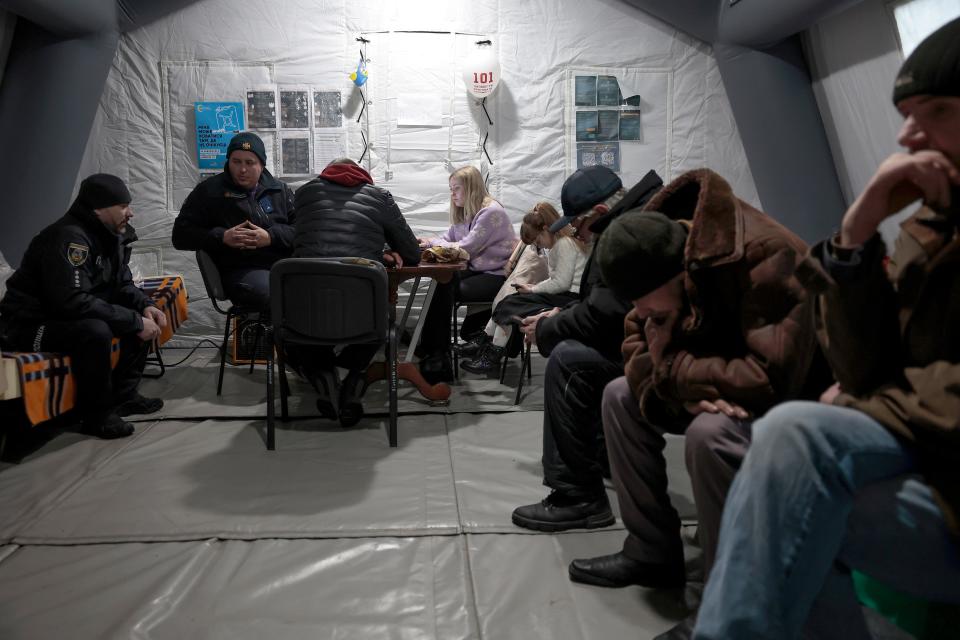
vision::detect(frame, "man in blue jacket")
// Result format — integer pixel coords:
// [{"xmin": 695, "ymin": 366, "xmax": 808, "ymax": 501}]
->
[
  {"xmin": 0, "ymin": 174, "xmax": 165, "ymax": 438},
  {"xmin": 173, "ymin": 132, "xmax": 295, "ymax": 309}
]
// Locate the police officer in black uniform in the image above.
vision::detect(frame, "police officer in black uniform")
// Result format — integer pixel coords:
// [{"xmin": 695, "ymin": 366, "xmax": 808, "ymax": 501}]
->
[
  {"xmin": 0, "ymin": 174, "xmax": 165, "ymax": 438},
  {"xmin": 172, "ymin": 132, "xmax": 295, "ymax": 309}
]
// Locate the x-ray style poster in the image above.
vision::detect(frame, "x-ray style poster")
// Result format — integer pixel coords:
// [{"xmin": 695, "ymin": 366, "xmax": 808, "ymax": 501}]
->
[
  {"xmin": 280, "ymin": 90, "xmax": 309, "ymax": 129},
  {"xmin": 194, "ymin": 102, "xmax": 244, "ymax": 169},
  {"xmin": 577, "ymin": 142, "xmax": 620, "ymax": 172},
  {"xmin": 246, "ymin": 89, "xmax": 278, "ymax": 129}
]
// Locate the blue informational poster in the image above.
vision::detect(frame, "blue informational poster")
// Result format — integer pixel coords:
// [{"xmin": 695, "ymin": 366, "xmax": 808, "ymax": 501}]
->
[{"xmin": 194, "ymin": 102, "xmax": 244, "ymax": 169}]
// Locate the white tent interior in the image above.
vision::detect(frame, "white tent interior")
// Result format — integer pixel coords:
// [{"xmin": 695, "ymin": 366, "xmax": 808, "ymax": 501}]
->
[
  {"xmin": 74, "ymin": 0, "xmax": 759, "ymax": 337},
  {"xmin": 0, "ymin": 0, "xmax": 956, "ymax": 638}
]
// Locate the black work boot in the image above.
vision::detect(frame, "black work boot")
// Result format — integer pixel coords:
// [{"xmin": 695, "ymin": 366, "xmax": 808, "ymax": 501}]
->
[
  {"xmin": 338, "ymin": 370, "xmax": 366, "ymax": 428},
  {"xmin": 568, "ymin": 551, "xmax": 685, "ymax": 589},
  {"xmin": 454, "ymin": 332, "xmax": 491, "ymax": 357},
  {"xmin": 512, "ymin": 490, "xmax": 614, "ymax": 532},
  {"xmin": 460, "ymin": 343, "xmax": 506, "ymax": 375},
  {"xmin": 81, "ymin": 412, "xmax": 135, "ymax": 439},
  {"xmin": 116, "ymin": 394, "xmax": 164, "ymax": 417}
]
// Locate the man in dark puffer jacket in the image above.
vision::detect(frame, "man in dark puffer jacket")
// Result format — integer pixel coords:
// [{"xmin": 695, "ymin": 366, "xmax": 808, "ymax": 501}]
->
[{"xmin": 293, "ymin": 158, "xmax": 420, "ymax": 427}]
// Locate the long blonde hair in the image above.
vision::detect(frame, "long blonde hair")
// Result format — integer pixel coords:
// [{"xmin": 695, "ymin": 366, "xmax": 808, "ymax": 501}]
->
[{"xmin": 449, "ymin": 166, "xmax": 494, "ymax": 225}]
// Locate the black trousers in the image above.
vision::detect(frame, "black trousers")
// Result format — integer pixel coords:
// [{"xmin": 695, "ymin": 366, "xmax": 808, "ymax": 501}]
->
[
  {"xmin": 492, "ymin": 291, "xmax": 577, "ymax": 325},
  {"xmin": 222, "ymin": 266, "xmax": 271, "ymax": 310},
  {"xmin": 418, "ymin": 270, "xmax": 505, "ymax": 356},
  {"xmin": 2, "ymin": 318, "xmax": 148, "ymax": 420},
  {"xmin": 541, "ymin": 339, "xmax": 623, "ymax": 497}
]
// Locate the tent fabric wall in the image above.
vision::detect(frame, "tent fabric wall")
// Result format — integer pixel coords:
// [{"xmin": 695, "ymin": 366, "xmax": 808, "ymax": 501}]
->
[
  {"xmin": 715, "ymin": 0, "xmax": 863, "ymax": 49},
  {"xmin": 622, "ymin": 0, "xmax": 855, "ymax": 244},
  {"xmin": 74, "ymin": 0, "xmax": 758, "ymax": 338},
  {"xmin": 0, "ymin": 12, "xmax": 119, "ymax": 266},
  {"xmin": 804, "ymin": 0, "xmax": 908, "ymax": 246},
  {"xmin": 715, "ymin": 37, "xmax": 846, "ymax": 244},
  {"xmin": 0, "ymin": 9, "xmax": 15, "ymax": 87},
  {"xmin": 0, "ymin": 0, "xmax": 115, "ymax": 36}
]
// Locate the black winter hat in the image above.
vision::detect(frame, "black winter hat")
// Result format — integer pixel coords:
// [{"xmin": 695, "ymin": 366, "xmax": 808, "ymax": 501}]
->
[
  {"xmin": 226, "ymin": 132, "xmax": 267, "ymax": 165},
  {"xmin": 551, "ymin": 166, "xmax": 623, "ymax": 232},
  {"xmin": 892, "ymin": 16, "xmax": 960, "ymax": 105},
  {"xmin": 78, "ymin": 173, "xmax": 131, "ymax": 209},
  {"xmin": 595, "ymin": 209, "xmax": 688, "ymax": 301}
]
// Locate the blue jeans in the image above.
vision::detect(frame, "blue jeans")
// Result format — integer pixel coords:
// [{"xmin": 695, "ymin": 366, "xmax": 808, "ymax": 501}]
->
[{"xmin": 694, "ymin": 401, "xmax": 960, "ymax": 640}]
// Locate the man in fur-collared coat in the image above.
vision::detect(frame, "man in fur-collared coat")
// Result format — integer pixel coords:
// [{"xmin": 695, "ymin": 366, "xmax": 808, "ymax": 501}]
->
[{"xmin": 567, "ymin": 170, "xmax": 828, "ymax": 627}]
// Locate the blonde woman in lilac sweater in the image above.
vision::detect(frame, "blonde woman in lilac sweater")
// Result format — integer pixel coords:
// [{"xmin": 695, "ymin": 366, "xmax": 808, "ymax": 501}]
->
[{"xmin": 417, "ymin": 166, "xmax": 516, "ymax": 383}]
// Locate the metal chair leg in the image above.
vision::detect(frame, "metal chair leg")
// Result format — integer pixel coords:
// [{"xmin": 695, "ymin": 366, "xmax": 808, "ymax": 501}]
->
[
  {"xmin": 515, "ymin": 342, "xmax": 531, "ymax": 405},
  {"xmin": 217, "ymin": 309, "xmax": 233, "ymax": 395},
  {"xmin": 266, "ymin": 333, "xmax": 276, "ymax": 451},
  {"xmin": 452, "ymin": 302, "xmax": 460, "ymax": 380},
  {"xmin": 499, "ymin": 346, "xmax": 509, "ymax": 384},
  {"xmin": 387, "ymin": 326, "xmax": 398, "ymax": 447},
  {"xmin": 527, "ymin": 343, "xmax": 533, "ymax": 381},
  {"xmin": 249, "ymin": 319, "xmax": 262, "ymax": 375},
  {"xmin": 142, "ymin": 345, "xmax": 166, "ymax": 379},
  {"xmin": 277, "ymin": 342, "xmax": 289, "ymax": 421}
]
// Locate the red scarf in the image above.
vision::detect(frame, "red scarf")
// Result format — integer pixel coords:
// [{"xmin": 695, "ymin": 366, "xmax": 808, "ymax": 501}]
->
[{"xmin": 319, "ymin": 163, "xmax": 374, "ymax": 186}]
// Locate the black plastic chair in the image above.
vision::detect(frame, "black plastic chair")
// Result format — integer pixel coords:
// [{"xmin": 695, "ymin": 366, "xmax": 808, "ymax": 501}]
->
[
  {"xmin": 195, "ymin": 250, "xmax": 266, "ymax": 395},
  {"xmin": 267, "ymin": 257, "xmax": 398, "ymax": 451}
]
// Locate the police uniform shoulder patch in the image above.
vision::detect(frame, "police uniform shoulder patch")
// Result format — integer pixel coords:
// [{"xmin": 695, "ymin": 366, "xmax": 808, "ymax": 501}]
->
[{"xmin": 66, "ymin": 242, "xmax": 89, "ymax": 267}]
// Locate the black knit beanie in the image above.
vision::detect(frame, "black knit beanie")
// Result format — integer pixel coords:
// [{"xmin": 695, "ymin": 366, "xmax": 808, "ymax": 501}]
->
[
  {"xmin": 892, "ymin": 16, "xmax": 960, "ymax": 104},
  {"xmin": 78, "ymin": 173, "xmax": 131, "ymax": 209},
  {"xmin": 595, "ymin": 209, "xmax": 688, "ymax": 301},
  {"xmin": 226, "ymin": 132, "xmax": 267, "ymax": 165}
]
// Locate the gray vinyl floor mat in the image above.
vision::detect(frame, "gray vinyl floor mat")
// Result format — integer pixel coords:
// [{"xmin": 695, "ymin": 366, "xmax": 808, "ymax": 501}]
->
[
  {"xmin": 0, "ymin": 538, "xmax": 476, "ymax": 640},
  {"xmin": 0, "ymin": 422, "xmax": 161, "ymax": 543},
  {"xmin": 12, "ymin": 416, "xmax": 459, "ymax": 544},
  {"xmin": 0, "ymin": 356, "xmax": 703, "ymax": 639},
  {"xmin": 448, "ymin": 412, "xmax": 695, "ymax": 531},
  {"xmin": 468, "ymin": 531, "xmax": 698, "ymax": 640}
]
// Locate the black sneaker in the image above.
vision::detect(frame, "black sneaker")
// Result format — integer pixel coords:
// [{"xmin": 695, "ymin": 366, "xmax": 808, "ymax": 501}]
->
[
  {"xmin": 460, "ymin": 344, "xmax": 506, "ymax": 375},
  {"xmin": 454, "ymin": 332, "xmax": 491, "ymax": 358},
  {"xmin": 338, "ymin": 370, "xmax": 366, "ymax": 428},
  {"xmin": 116, "ymin": 394, "xmax": 164, "ymax": 417},
  {"xmin": 512, "ymin": 490, "xmax": 615, "ymax": 532},
  {"xmin": 81, "ymin": 412, "xmax": 135, "ymax": 439}
]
